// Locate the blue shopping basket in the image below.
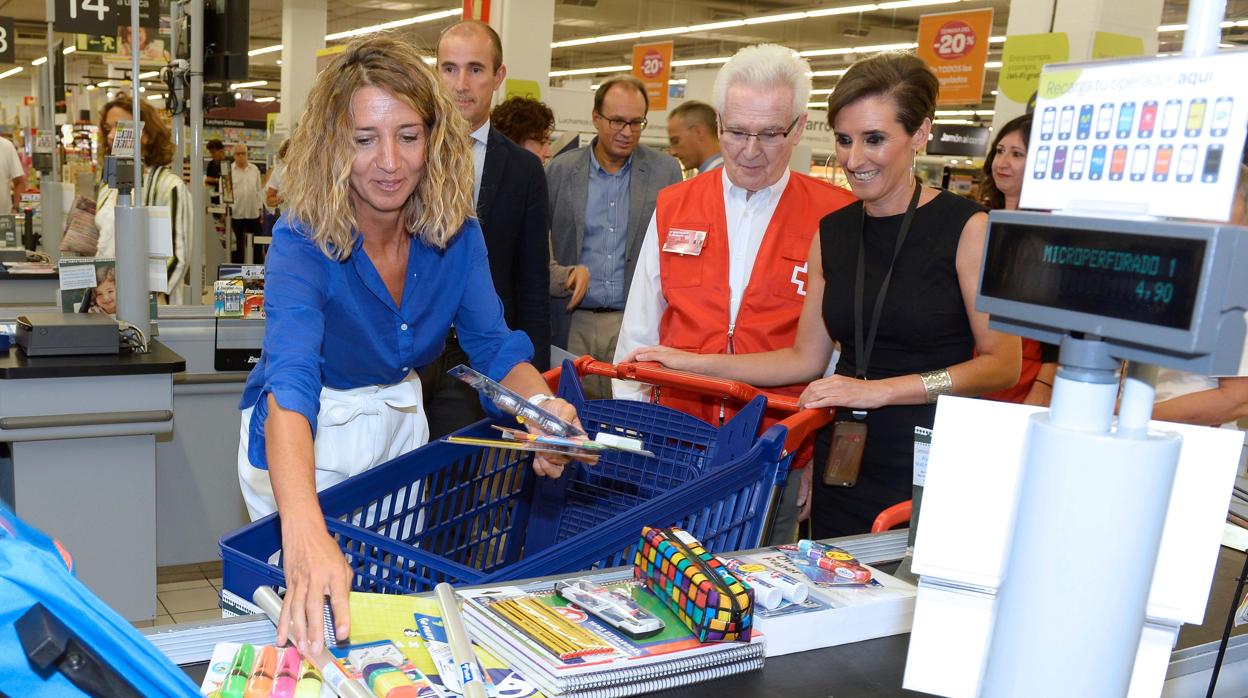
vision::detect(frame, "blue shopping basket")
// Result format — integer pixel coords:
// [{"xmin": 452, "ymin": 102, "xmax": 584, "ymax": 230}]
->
[{"xmin": 221, "ymin": 359, "xmax": 829, "ymax": 605}]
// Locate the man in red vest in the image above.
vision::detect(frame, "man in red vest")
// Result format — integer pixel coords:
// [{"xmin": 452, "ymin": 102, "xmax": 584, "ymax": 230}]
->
[{"xmin": 614, "ymin": 43, "xmax": 855, "ymax": 543}]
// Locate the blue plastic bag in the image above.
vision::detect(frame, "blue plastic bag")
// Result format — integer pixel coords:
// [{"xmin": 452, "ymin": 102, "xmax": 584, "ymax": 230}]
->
[{"xmin": 0, "ymin": 500, "xmax": 199, "ymax": 696}]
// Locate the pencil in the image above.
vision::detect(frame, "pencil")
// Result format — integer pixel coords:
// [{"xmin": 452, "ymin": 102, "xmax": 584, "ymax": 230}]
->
[{"xmin": 491, "ymin": 599, "xmax": 586, "ymax": 659}]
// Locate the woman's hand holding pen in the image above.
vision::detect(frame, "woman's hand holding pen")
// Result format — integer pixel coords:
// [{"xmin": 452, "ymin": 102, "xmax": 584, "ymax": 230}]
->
[{"xmin": 527, "ymin": 397, "xmax": 583, "ymax": 478}]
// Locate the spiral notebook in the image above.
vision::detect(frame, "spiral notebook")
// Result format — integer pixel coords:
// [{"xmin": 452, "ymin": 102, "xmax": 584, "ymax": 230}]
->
[{"xmin": 458, "ymin": 571, "xmax": 764, "ymax": 698}]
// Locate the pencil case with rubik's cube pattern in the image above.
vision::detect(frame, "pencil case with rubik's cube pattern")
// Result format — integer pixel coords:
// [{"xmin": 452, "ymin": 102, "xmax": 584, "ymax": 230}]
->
[{"xmin": 633, "ymin": 526, "xmax": 753, "ymax": 643}]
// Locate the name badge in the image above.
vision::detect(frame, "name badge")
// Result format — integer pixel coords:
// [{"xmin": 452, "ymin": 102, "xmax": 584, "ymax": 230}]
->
[{"xmin": 662, "ymin": 228, "xmax": 707, "ymax": 256}]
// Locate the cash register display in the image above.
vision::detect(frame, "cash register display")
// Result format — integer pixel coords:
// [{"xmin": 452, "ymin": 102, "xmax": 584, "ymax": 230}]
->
[{"xmin": 980, "ymin": 222, "xmax": 1206, "ymax": 330}]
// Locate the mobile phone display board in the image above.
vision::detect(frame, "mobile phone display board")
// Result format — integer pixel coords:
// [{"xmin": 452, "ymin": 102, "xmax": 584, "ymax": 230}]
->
[
  {"xmin": 978, "ymin": 210, "xmax": 1248, "ymax": 374},
  {"xmin": 1020, "ymin": 50, "xmax": 1248, "ymax": 222}
]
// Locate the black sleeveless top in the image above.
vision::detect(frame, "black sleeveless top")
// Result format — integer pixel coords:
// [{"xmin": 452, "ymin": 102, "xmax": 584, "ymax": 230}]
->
[{"xmin": 811, "ymin": 190, "xmax": 985, "ymax": 538}]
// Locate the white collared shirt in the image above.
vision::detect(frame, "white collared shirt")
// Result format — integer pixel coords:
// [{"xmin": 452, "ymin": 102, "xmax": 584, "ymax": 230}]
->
[
  {"xmin": 229, "ymin": 161, "xmax": 264, "ymax": 219},
  {"xmin": 612, "ymin": 168, "xmax": 792, "ymax": 398},
  {"xmin": 470, "ymin": 120, "xmax": 489, "ymax": 206}
]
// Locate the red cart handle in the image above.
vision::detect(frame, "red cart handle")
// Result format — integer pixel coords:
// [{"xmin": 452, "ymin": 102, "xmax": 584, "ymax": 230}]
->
[{"xmin": 543, "ymin": 356, "xmax": 831, "ymax": 456}]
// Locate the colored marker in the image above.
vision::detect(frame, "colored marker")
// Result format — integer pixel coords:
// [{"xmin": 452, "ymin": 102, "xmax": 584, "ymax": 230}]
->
[
  {"xmin": 243, "ymin": 645, "xmax": 278, "ymax": 698},
  {"xmin": 361, "ymin": 661, "xmax": 420, "ymax": 698},
  {"xmin": 221, "ymin": 644, "xmax": 255, "ymax": 698},
  {"xmin": 294, "ymin": 660, "xmax": 322, "ymax": 698},
  {"xmin": 271, "ymin": 647, "xmax": 301, "ymax": 698},
  {"xmin": 797, "ymin": 540, "xmax": 873, "ymax": 584}
]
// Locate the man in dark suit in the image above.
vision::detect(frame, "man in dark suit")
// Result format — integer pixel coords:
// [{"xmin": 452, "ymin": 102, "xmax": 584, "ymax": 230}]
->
[{"xmin": 422, "ymin": 19, "xmax": 550, "ymax": 438}]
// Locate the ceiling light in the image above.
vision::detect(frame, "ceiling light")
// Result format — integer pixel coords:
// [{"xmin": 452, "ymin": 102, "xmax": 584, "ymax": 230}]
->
[
  {"xmin": 0, "ymin": 67, "xmax": 23, "ymax": 79},
  {"xmin": 934, "ymin": 119, "xmax": 975, "ymax": 124},
  {"xmin": 63, "ymin": 45, "xmax": 77, "ymax": 54},
  {"xmin": 325, "ymin": 7, "xmax": 460, "ymax": 41},
  {"xmin": 249, "ymin": 45, "xmax": 283, "ymax": 56},
  {"xmin": 275, "ymin": 59, "xmax": 282, "ymax": 65},
  {"xmin": 989, "ymin": 36, "xmax": 1005, "ymax": 43},
  {"xmin": 669, "ymin": 78, "xmax": 688, "ymax": 85},
  {"xmin": 984, "ymin": 61, "xmax": 1002, "ymax": 68},
  {"xmin": 255, "ymin": 96, "xmax": 276, "ymax": 103},
  {"xmin": 936, "ymin": 109, "xmax": 994, "ymax": 116},
  {"xmin": 671, "ymin": 57, "xmax": 731, "ymax": 67},
  {"xmin": 234, "ymin": 92, "xmax": 242, "ymax": 99},
  {"xmin": 806, "ymin": 102, "xmax": 827, "ymax": 109},
  {"xmin": 97, "ymin": 80, "xmax": 112, "ymax": 88},
  {"xmin": 549, "ymin": 64, "xmax": 631, "ymax": 77},
  {"xmin": 139, "ymin": 70, "xmax": 159, "ymax": 79},
  {"xmin": 231, "ymin": 80, "xmax": 268, "ymax": 89},
  {"xmin": 550, "ymin": 0, "xmax": 961, "ymax": 49},
  {"xmin": 147, "ymin": 94, "xmax": 162, "ymax": 100},
  {"xmin": 800, "ymin": 42, "xmax": 918, "ymax": 57},
  {"xmin": 86, "ymin": 84, "xmax": 96, "ymax": 90},
  {"xmin": 810, "ymin": 69, "xmax": 850, "ymax": 77},
  {"xmin": 33, "ymin": 57, "xmax": 47, "ymax": 66}
]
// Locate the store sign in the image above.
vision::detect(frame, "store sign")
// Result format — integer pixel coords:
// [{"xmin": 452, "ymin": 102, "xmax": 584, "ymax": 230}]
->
[
  {"xmin": 74, "ymin": 33, "xmax": 119, "ymax": 54},
  {"xmin": 34, "ymin": 133, "xmax": 56, "ymax": 154},
  {"xmin": 928, "ymin": 124, "xmax": 992, "ymax": 157},
  {"xmin": 999, "ymin": 33, "xmax": 1070, "ymax": 105},
  {"xmin": 917, "ymin": 8, "xmax": 994, "ymax": 105},
  {"xmin": 54, "ymin": 0, "xmax": 119, "ymax": 37},
  {"xmin": 0, "ymin": 17, "xmax": 14, "ymax": 65},
  {"xmin": 631, "ymin": 41, "xmax": 673, "ymax": 111},
  {"xmin": 1021, "ymin": 51, "xmax": 1248, "ymax": 222},
  {"xmin": 113, "ymin": 0, "xmax": 162, "ymax": 28}
]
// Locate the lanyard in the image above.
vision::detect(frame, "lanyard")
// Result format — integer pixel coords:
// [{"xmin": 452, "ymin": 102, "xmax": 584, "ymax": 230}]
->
[{"xmin": 853, "ymin": 180, "xmax": 923, "ymax": 383}]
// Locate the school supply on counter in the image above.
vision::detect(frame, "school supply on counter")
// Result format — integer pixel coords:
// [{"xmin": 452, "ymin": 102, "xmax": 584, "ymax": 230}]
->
[
  {"xmin": 717, "ymin": 558, "xmax": 810, "ymax": 611},
  {"xmin": 459, "ymin": 571, "xmax": 764, "ymax": 697},
  {"xmin": 201, "ymin": 644, "xmax": 320, "ymax": 698},
  {"xmin": 434, "ymin": 583, "xmax": 488, "ymax": 698},
  {"xmin": 252, "ymin": 587, "xmax": 372, "ymax": 698},
  {"xmin": 788, "ymin": 540, "xmax": 874, "ymax": 586},
  {"xmin": 555, "ymin": 578, "xmax": 664, "ymax": 638},
  {"xmin": 730, "ymin": 547, "xmax": 917, "ymax": 657},
  {"xmin": 633, "ymin": 527, "xmax": 753, "ymax": 642},
  {"xmin": 344, "ymin": 591, "xmax": 541, "ymax": 698},
  {"xmin": 448, "ymin": 364, "xmax": 586, "ymax": 438}
]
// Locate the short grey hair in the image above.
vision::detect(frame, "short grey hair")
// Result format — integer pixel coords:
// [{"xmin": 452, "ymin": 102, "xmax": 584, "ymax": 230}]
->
[{"xmin": 712, "ymin": 44, "xmax": 811, "ymax": 120}]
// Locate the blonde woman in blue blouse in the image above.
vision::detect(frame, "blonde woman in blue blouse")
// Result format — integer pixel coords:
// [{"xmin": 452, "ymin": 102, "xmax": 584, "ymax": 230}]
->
[{"xmin": 237, "ymin": 35, "xmax": 579, "ymax": 657}]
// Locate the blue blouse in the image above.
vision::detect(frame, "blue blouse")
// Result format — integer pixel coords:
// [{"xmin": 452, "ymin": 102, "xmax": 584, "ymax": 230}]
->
[{"xmin": 239, "ymin": 215, "xmax": 534, "ymax": 469}]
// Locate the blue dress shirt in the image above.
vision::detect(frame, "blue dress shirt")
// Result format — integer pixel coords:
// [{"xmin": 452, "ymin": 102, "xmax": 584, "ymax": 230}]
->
[
  {"xmin": 239, "ymin": 215, "xmax": 533, "ymax": 469},
  {"xmin": 580, "ymin": 141, "xmax": 632, "ymax": 310}
]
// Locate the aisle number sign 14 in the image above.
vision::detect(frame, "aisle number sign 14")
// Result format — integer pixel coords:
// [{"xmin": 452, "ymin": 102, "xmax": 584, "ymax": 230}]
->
[
  {"xmin": 632, "ymin": 41, "xmax": 673, "ymax": 112},
  {"xmin": 917, "ymin": 8, "xmax": 995, "ymax": 106},
  {"xmin": 55, "ymin": 0, "xmax": 118, "ymax": 37}
]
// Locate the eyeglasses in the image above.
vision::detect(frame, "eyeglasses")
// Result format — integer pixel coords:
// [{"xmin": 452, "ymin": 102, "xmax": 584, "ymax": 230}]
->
[
  {"xmin": 597, "ymin": 112, "xmax": 648, "ymax": 133},
  {"xmin": 720, "ymin": 116, "xmax": 801, "ymax": 147}
]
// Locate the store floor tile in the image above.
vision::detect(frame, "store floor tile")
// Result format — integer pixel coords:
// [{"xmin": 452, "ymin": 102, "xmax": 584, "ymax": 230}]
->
[{"xmin": 159, "ymin": 586, "xmax": 221, "ymax": 615}]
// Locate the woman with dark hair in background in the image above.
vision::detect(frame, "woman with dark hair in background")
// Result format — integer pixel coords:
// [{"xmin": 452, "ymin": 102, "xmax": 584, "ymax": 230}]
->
[
  {"xmin": 491, "ymin": 95, "xmax": 591, "ymax": 313},
  {"xmin": 95, "ymin": 95, "xmax": 191, "ymax": 302},
  {"xmin": 631, "ymin": 51, "xmax": 1019, "ymax": 537},
  {"xmin": 976, "ymin": 113, "xmax": 1057, "ymax": 406}
]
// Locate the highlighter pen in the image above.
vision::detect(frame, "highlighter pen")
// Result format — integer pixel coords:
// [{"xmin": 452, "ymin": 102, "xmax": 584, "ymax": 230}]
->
[
  {"xmin": 796, "ymin": 540, "xmax": 872, "ymax": 584},
  {"xmin": 271, "ymin": 647, "xmax": 301, "ymax": 698},
  {"xmin": 243, "ymin": 645, "xmax": 278, "ymax": 698},
  {"xmin": 253, "ymin": 586, "xmax": 373, "ymax": 698},
  {"xmin": 361, "ymin": 661, "xmax": 419, "ymax": 698},
  {"xmin": 293, "ymin": 660, "xmax": 323, "ymax": 698},
  {"xmin": 221, "ymin": 644, "xmax": 255, "ymax": 698}
]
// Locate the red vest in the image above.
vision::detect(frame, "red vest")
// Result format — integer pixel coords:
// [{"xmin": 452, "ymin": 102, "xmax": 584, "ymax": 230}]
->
[
  {"xmin": 655, "ymin": 170, "xmax": 855, "ymax": 430},
  {"xmin": 984, "ymin": 338, "xmax": 1044, "ymax": 403}
]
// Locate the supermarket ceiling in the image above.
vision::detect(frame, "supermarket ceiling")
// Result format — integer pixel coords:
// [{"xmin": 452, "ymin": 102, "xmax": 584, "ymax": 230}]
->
[{"xmin": 3, "ymin": 0, "xmax": 1248, "ymax": 112}]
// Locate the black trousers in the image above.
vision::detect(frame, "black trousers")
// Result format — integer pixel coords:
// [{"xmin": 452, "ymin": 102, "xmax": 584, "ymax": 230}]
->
[
  {"xmin": 419, "ymin": 332, "xmax": 487, "ymax": 440},
  {"xmin": 230, "ymin": 217, "xmax": 263, "ymax": 264}
]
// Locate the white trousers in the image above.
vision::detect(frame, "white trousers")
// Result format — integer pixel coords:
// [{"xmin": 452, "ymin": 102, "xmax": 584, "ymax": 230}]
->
[{"xmin": 238, "ymin": 373, "xmax": 429, "ymax": 520}]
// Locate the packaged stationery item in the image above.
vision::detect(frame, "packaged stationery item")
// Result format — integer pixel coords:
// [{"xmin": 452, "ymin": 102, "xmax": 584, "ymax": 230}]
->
[
  {"xmin": 632, "ymin": 527, "xmax": 753, "ymax": 642},
  {"xmin": 785, "ymin": 540, "xmax": 874, "ymax": 586}
]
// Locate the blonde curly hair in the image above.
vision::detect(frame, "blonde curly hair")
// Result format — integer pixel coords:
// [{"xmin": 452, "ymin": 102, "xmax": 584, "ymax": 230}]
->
[{"xmin": 282, "ymin": 34, "xmax": 475, "ymax": 259}]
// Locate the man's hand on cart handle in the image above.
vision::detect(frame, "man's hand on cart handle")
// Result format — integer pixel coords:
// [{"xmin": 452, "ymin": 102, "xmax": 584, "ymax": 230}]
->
[
  {"xmin": 527, "ymin": 396, "xmax": 587, "ymax": 477},
  {"xmin": 277, "ymin": 521, "xmax": 353, "ymax": 656},
  {"xmin": 626, "ymin": 345, "xmax": 704, "ymax": 372}
]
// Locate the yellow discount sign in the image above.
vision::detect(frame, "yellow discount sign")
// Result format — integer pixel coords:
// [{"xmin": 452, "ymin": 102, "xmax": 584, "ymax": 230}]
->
[
  {"xmin": 917, "ymin": 8, "xmax": 995, "ymax": 106},
  {"xmin": 632, "ymin": 41, "xmax": 673, "ymax": 111}
]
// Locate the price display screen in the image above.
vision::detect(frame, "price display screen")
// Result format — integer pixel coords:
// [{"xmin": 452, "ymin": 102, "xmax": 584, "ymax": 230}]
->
[{"xmin": 981, "ymin": 222, "xmax": 1206, "ymax": 330}]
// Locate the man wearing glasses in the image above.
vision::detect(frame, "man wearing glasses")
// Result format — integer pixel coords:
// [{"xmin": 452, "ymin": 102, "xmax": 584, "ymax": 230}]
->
[
  {"xmin": 614, "ymin": 44, "xmax": 855, "ymax": 544},
  {"xmin": 548, "ymin": 75, "xmax": 682, "ymax": 398}
]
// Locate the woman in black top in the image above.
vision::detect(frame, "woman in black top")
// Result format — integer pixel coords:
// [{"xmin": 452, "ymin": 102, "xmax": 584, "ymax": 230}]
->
[{"xmin": 629, "ymin": 52, "xmax": 1019, "ymax": 537}]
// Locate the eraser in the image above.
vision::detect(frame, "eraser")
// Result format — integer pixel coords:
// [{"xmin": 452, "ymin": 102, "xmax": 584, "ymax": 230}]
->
[{"xmin": 594, "ymin": 433, "xmax": 644, "ymax": 451}]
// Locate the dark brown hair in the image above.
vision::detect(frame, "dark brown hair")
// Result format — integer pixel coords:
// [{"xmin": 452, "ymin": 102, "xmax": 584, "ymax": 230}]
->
[
  {"xmin": 826, "ymin": 51, "xmax": 938, "ymax": 135},
  {"xmin": 978, "ymin": 113, "xmax": 1032, "ymax": 210},
  {"xmin": 98, "ymin": 95, "xmax": 174, "ymax": 168},
  {"xmin": 491, "ymin": 96, "xmax": 555, "ymax": 146},
  {"xmin": 669, "ymin": 100, "xmax": 718, "ymax": 133},
  {"xmin": 594, "ymin": 75, "xmax": 648, "ymax": 114}
]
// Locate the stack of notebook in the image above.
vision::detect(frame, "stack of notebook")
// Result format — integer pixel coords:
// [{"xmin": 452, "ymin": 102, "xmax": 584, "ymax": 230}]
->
[{"xmin": 458, "ymin": 571, "xmax": 765, "ymax": 697}]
